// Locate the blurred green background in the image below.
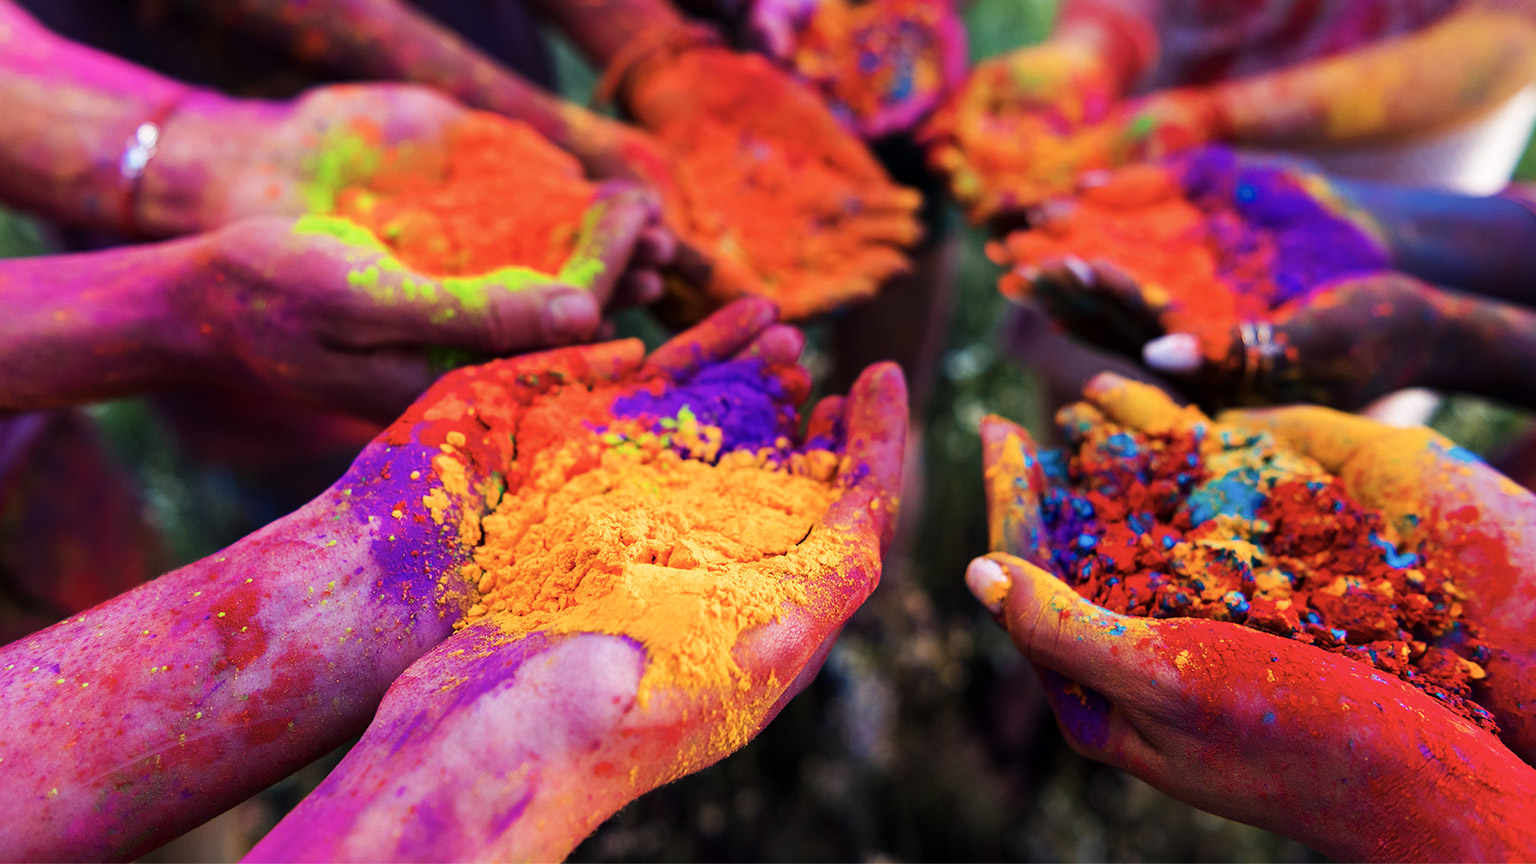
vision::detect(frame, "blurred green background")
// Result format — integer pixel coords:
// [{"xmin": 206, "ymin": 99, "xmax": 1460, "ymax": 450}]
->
[{"xmin": 3, "ymin": 0, "xmax": 1533, "ymax": 859}]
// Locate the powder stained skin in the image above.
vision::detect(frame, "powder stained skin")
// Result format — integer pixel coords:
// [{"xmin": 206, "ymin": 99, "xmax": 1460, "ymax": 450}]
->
[
  {"xmin": 1039, "ymin": 396, "xmax": 1496, "ymax": 730},
  {"xmin": 994, "ymin": 146, "xmax": 1388, "ymax": 358}
]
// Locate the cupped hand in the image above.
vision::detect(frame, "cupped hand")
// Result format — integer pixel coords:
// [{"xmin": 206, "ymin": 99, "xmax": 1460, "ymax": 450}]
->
[
  {"xmin": 1140, "ymin": 272, "xmax": 1457, "ymax": 410},
  {"xmin": 968, "ymin": 386, "xmax": 1536, "ymax": 861},
  {"xmin": 750, "ymin": 0, "xmax": 967, "ymax": 139},
  {"xmin": 620, "ymin": 45, "xmax": 921, "ymax": 320},
  {"xmin": 182, "ymin": 183, "xmax": 659, "ymax": 421},
  {"xmin": 244, "ymin": 301, "xmax": 909, "ymax": 862}
]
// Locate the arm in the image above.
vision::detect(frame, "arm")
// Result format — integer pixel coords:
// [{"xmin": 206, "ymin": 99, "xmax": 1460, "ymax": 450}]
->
[
  {"xmin": 0, "ymin": 0, "xmax": 188, "ymax": 232},
  {"xmin": 163, "ymin": 0, "xmax": 661, "ymax": 183},
  {"xmin": 523, "ymin": 0, "xmax": 687, "ymax": 70},
  {"xmin": 0, "ymin": 239, "xmax": 205, "ymax": 410},
  {"xmin": 1328, "ymin": 178, "xmax": 1536, "ymax": 305},
  {"xmin": 1183, "ymin": 4, "xmax": 1536, "ymax": 147}
]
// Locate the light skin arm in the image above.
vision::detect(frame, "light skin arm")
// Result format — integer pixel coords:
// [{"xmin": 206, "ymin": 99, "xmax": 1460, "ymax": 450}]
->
[{"xmin": 1179, "ymin": 4, "xmax": 1536, "ymax": 147}]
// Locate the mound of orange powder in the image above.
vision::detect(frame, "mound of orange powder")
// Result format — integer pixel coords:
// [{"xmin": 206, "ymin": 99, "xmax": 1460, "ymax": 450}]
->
[{"xmin": 330, "ymin": 113, "xmax": 596, "ymax": 277}]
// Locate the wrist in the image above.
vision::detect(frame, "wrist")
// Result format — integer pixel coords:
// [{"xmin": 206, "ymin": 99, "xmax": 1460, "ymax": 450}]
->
[
  {"xmin": 594, "ymin": 21, "xmax": 725, "ymax": 110},
  {"xmin": 135, "ymin": 89, "xmax": 272, "ymax": 237}
]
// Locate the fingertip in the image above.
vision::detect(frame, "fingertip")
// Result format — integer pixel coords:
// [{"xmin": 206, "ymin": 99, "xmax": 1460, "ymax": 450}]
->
[
  {"xmin": 1142, "ymin": 333, "xmax": 1202, "ymax": 374},
  {"xmin": 636, "ymin": 226, "xmax": 678, "ymax": 268},
  {"xmin": 966, "ymin": 556, "xmax": 1012, "ymax": 618},
  {"xmin": 545, "ymin": 290, "xmax": 601, "ymax": 343}
]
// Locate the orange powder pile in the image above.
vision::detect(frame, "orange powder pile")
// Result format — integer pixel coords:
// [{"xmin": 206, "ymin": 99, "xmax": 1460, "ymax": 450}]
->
[
  {"xmin": 992, "ymin": 164, "xmax": 1264, "ymax": 358},
  {"xmin": 461, "ymin": 443, "xmax": 837, "ymax": 698},
  {"xmin": 660, "ymin": 120, "xmax": 919, "ymax": 318},
  {"xmin": 332, "ymin": 113, "xmax": 595, "ymax": 276}
]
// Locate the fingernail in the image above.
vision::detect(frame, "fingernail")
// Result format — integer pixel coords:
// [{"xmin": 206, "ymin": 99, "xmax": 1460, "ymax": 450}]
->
[
  {"xmin": 1061, "ymin": 257, "xmax": 1095, "ymax": 287},
  {"xmin": 1142, "ymin": 333, "xmax": 1201, "ymax": 373},
  {"xmin": 547, "ymin": 292, "xmax": 598, "ymax": 339},
  {"xmin": 966, "ymin": 557, "xmax": 1011, "ymax": 617}
]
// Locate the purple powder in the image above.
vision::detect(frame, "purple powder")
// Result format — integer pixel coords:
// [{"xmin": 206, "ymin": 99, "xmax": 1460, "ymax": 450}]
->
[
  {"xmin": 1175, "ymin": 146, "xmax": 1390, "ymax": 307},
  {"xmin": 609, "ymin": 358, "xmax": 805, "ymax": 457}
]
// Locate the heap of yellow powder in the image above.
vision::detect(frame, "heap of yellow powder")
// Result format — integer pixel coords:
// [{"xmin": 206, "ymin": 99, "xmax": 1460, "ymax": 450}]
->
[{"xmin": 459, "ymin": 429, "xmax": 839, "ymax": 701}]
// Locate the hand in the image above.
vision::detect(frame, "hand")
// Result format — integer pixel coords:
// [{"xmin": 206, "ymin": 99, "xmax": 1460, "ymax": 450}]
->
[
  {"xmin": 621, "ymin": 44, "xmax": 921, "ymax": 320},
  {"xmin": 922, "ymin": 38, "xmax": 1123, "ymax": 219},
  {"xmin": 1139, "ymin": 272, "xmax": 1456, "ymax": 410},
  {"xmin": 751, "ymin": 0, "xmax": 967, "ymax": 139},
  {"xmin": 243, "ymin": 301, "xmax": 909, "ymax": 861},
  {"xmin": 176, "ymin": 182, "xmax": 665, "ymax": 422},
  {"xmin": 967, "ymin": 383, "xmax": 1536, "ymax": 861}
]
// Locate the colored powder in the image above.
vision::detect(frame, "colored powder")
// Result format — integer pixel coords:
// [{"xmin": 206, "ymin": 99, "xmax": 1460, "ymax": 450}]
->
[
  {"xmin": 442, "ymin": 357, "xmax": 846, "ymax": 718},
  {"xmin": 1035, "ymin": 387, "xmax": 1496, "ymax": 730},
  {"xmin": 791, "ymin": 0, "xmax": 952, "ymax": 128},
  {"xmin": 993, "ymin": 146, "xmax": 1388, "ymax": 358},
  {"xmin": 931, "ymin": 109, "xmax": 1122, "ymax": 216},
  {"xmin": 323, "ymin": 113, "xmax": 596, "ymax": 277},
  {"xmin": 657, "ymin": 116, "xmax": 920, "ymax": 319}
]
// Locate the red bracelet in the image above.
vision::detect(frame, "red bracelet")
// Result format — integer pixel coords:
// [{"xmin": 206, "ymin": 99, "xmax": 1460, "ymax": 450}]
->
[
  {"xmin": 592, "ymin": 20, "xmax": 725, "ymax": 110},
  {"xmin": 118, "ymin": 89, "xmax": 191, "ymax": 238}
]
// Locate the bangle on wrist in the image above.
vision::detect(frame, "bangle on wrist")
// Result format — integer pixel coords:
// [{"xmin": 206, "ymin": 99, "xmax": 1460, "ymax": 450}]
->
[
  {"xmin": 593, "ymin": 21, "xmax": 725, "ymax": 110},
  {"xmin": 118, "ymin": 88, "xmax": 192, "ymax": 238}
]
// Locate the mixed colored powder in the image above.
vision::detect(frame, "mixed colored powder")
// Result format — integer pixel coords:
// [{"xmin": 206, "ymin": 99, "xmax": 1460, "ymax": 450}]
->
[
  {"xmin": 931, "ymin": 106, "xmax": 1123, "ymax": 215},
  {"xmin": 993, "ymin": 146, "xmax": 1388, "ymax": 358},
  {"xmin": 447, "ymin": 358, "xmax": 847, "ymax": 706},
  {"xmin": 1037, "ymin": 393, "xmax": 1496, "ymax": 730},
  {"xmin": 317, "ymin": 113, "xmax": 596, "ymax": 277},
  {"xmin": 791, "ymin": 0, "xmax": 953, "ymax": 127},
  {"xmin": 658, "ymin": 118, "xmax": 920, "ymax": 319}
]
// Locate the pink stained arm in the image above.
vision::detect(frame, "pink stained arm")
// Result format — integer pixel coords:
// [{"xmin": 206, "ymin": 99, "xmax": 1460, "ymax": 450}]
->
[
  {"xmin": 0, "ymin": 337, "xmax": 650, "ymax": 860},
  {"xmin": 0, "ymin": 0, "xmax": 189, "ymax": 232},
  {"xmin": 0, "ymin": 238, "xmax": 208, "ymax": 411},
  {"xmin": 165, "ymin": 0, "xmax": 655, "ymax": 181},
  {"xmin": 1052, "ymin": 0, "xmax": 1163, "ymax": 96}
]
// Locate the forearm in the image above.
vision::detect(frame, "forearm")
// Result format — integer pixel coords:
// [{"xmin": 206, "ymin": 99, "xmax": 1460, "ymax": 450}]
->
[
  {"xmin": 171, "ymin": 0, "xmax": 609, "ymax": 155},
  {"xmin": 1423, "ymin": 289, "xmax": 1536, "ymax": 408},
  {"xmin": 0, "ymin": 1, "xmax": 188, "ymax": 231},
  {"xmin": 1330, "ymin": 179, "xmax": 1536, "ymax": 306},
  {"xmin": 1210, "ymin": 6, "xmax": 1536, "ymax": 146},
  {"xmin": 0, "ymin": 488, "xmax": 460, "ymax": 861},
  {"xmin": 0, "ymin": 239, "xmax": 207, "ymax": 410}
]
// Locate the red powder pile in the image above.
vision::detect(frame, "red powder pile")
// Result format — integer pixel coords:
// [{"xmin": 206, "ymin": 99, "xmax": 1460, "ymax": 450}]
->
[
  {"xmin": 333, "ymin": 113, "xmax": 596, "ymax": 276},
  {"xmin": 992, "ymin": 164, "xmax": 1265, "ymax": 359},
  {"xmin": 1043, "ymin": 413, "xmax": 1497, "ymax": 730}
]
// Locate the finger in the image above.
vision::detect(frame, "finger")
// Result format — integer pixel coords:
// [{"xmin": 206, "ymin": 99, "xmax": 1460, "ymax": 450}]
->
[
  {"xmin": 644, "ymin": 297, "xmax": 780, "ymax": 378},
  {"xmin": 820, "ymin": 362, "xmax": 908, "ymax": 550},
  {"xmin": 321, "ymin": 347, "xmax": 442, "ymax": 424},
  {"xmin": 1027, "ymin": 258, "xmax": 1167, "ymax": 355},
  {"xmin": 634, "ymin": 224, "xmax": 678, "ymax": 269},
  {"xmin": 1081, "ymin": 372, "xmax": 1206, "ymax": 435},
  {"xmin": 805, "ymin": 395, "xmax": 846, "ymax": 444},
  {"xmin": 564, "ymin": 183, "xmax": 655, "ymax": 307},
  {"xmin": 735, "ymin": 324, "xmax": 805, "ymax": 367},
  {"xmin": 612, "ymin": 270, "xmax": 665, "ymax": 308},
  {"xmin": 845, "ymin": 213, "xmax": 925, "ymax": 247},
  {"xmin": 334, "ymin": 277, "xmax": 603, "ymax": 355},
  {"xmin": 1214, "ymin": 404, "xmax": 1393, "ymax": 474},
  {"xmin": 979, "ymin": 415, "xmax": 1053, "ymax": 569}
]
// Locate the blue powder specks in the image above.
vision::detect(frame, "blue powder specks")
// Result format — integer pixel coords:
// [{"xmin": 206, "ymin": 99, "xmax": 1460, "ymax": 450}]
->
[
  {"xmin": 1369, "ymin": 531, "xmax": 1420, "ymax": 569},
  {"xmin": 1185, "ymin": 468, "xmax": 1267, "ymax": 523}
]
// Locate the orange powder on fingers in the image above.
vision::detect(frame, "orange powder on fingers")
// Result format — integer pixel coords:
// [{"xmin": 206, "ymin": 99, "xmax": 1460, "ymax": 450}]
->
[{"xmin": 332, "ymin": 113, "xmax": 596, "ymax": 276}]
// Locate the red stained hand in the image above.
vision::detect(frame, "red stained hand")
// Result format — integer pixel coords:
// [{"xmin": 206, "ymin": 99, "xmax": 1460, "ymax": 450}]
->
[{"xmin": 968, "ymin": 383, "xmax": 1536, "ymax": 861}]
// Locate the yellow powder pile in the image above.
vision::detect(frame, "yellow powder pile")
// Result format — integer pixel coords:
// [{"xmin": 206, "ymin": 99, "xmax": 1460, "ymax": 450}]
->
[{"xmin": 460, "ymin": 439, "xmax": 839, "ymax": 701}]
